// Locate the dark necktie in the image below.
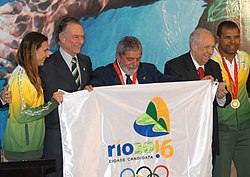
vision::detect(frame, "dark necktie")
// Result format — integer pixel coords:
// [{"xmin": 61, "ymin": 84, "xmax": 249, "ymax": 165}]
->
[
  {"xmin": 197, "ymin": 67, "xmax": 204, "ymax": 80},
  {"xmin": 71, "ymin": 57, "xmax": 80, "ymax": 90},
  {"xmin": 126, "ymin": 74, "xmax": 132, "ymax": 84}
]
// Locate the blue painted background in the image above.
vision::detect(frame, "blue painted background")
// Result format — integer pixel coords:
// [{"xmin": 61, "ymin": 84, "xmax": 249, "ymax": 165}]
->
[
  {"xmin": 0, "ymin": 0, "xmax": 206, "ymax": 147},
  {"xmin": 81, "ymin": 1, "xmax": 205, "ymax": 71}
]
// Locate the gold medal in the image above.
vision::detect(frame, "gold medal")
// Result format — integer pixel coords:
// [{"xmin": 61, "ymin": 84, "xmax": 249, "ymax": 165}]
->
[{"xmin": 231, "ymin": 99, "xmax": 240, "ymax": 109}]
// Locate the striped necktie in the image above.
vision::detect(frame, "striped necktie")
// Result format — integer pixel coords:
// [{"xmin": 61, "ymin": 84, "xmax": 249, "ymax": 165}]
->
[{"xmin": 71, "ymin": 57, "xmax": 80, "ymax": 90}]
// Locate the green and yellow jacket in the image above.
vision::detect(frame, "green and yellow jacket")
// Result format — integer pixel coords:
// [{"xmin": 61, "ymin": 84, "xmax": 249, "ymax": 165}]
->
[
  {"xmin": 212, "ymin": 49, "xmax": 250, "ymax": 131},
  {"xmin": 4, "ymin": 65, "xmax": 59, "ymax": 160}
]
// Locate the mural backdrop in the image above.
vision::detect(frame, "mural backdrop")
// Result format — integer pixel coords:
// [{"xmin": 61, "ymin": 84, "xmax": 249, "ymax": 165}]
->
[{"xmin": 0, "ymin": 0, "xmax": 250, "ymax": 146}]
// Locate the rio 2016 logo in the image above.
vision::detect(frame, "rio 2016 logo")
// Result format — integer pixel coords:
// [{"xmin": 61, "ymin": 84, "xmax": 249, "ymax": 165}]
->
[
  {"xmin": 120, "ymin": 165, "xmax": 169, "ymax": 177},
  {"xmin": 108, "ymin": 97, "xmax": 174, "ymax": 159},
  {"xmin": 134, "ymin": 97, "xmax": 170, "ymax": 137}
]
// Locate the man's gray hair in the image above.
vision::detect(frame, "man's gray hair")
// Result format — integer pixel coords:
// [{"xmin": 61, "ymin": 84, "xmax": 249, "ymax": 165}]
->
[
  {"xmin": 116, "ymin": 36, "xmax": 142, "ymax": 56},
  {"xmin": 189, "ymin": 28, "xmax": 213, "ymax": 48}
]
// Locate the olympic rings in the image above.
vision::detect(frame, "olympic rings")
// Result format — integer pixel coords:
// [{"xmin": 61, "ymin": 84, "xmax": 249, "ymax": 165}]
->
[
  {"xmin": 153, "ymin": 165, "xmax": 169, "ymax": 177},
  {"xmin": 147, "ymin": 173, "xmax": 160, "ymax": 177},
  {"xmin": 120, "ymin": 165, "xmax": 169, "ymax": 177},
  {"xmin": 120, "ymin": 168, "xmax": 135, "ymax": 177},
  {"xmin": 136, "ymin": 166, "xmax": 152, "ymax": 176}
]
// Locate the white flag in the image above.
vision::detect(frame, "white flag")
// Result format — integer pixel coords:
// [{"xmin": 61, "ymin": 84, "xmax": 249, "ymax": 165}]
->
[{"xmin": 58, "ymin": 81, "xmax": 217, "ymax": 177}]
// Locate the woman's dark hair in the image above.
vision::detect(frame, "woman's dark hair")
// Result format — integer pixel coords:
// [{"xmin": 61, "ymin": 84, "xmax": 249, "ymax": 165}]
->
[{"xmin": 16, "ymin": 31, "xmax": 48, "ymax": 97}]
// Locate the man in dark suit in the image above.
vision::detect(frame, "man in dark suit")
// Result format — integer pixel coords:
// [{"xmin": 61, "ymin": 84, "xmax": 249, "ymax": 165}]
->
[
  {"xmin": 164, "ymin": 28, "xmax": 231, "ymax": 165},
  {"xmin": 39, "ymin": 17, "xmax": 92, "ymax": 177},
  {"xmin": 90, "ymin": 36, "xmax": 178, "ymax": 87}
]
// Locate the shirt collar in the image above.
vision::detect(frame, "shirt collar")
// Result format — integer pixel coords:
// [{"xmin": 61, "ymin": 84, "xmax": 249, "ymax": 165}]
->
[
  {"xmin": 190, "ymin": 51, "xmax": 204, "ymax": 70},
  {"xmin": 214, "ymin": 44, "xmax": 239, "ymax": 64},
  {"xmin": 59, "ymin": 47, "xmax": 78, "ymax": 69}
]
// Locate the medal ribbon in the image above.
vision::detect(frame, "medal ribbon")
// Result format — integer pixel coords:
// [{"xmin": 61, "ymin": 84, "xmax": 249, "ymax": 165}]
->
[
  {"xmin": 113, "ymin": 61, "xmax": 137, "ymax": 85},
  {"xmin": 218, "ymin": 49, "xmax": 238, "ymax": 99}
]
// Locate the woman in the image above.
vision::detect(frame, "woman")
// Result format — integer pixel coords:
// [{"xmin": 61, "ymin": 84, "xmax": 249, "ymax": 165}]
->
[{"xmin": 4, "ymin": 32, "xmax": 64, "ymax": 160}]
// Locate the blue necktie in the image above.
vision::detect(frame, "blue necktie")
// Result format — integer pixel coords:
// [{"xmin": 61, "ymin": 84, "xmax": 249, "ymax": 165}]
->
[
  {"xmin": 126, "ymin": 74, "xmax": 132, "ymax": 84},
  {"xmin": 71, "ymin": 57, "xmax": 80, "ymax": 90}
]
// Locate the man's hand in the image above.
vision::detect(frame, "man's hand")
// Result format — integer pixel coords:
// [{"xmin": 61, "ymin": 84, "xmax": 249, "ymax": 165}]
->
[
  {"xmin": 84, "ymin": 85, "xmax": 93, "ymax": 92},
  {"xmin": 217, "ymin": 81, "xmax": 228, "ymax": 99},
  {"xmin": 1, "ymin": 84, "xmax": 12, "ymax": 104},
  {"xmin": 52, "ymin": 91, "xmax": 65, "ymax": 104},
  {"xmin": 202, "ymin": 75, "xmax": 214, "ymax": 81}
]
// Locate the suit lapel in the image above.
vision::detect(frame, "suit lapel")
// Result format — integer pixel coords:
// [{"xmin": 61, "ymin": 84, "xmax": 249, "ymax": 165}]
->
[
  {"xmin": 204, "ymin": 60, "xmax": 213, "ymax": 76},
  {"xmin": 111, "ymin": 64, "xmax": 125, "ymax": 85},
  {"xmin": 54, "ymin": 52, "xmax": 78, "ymax": 90},
  {"xmin": 78, "ymin": 55, "xmax": 89, "ymax": 89},
  {"xmin": 137, "ymin": 65, "xmax": 148, "ymax": 84},
  {"xmin": 184, "ymin": 53, "xmax": 200, "ymax": 80}
]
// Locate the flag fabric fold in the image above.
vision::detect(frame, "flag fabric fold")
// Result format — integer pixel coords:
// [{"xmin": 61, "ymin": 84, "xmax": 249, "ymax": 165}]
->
[{"xmin": 58, "ymin": 81, "xmax": 217, "ymax": 177}]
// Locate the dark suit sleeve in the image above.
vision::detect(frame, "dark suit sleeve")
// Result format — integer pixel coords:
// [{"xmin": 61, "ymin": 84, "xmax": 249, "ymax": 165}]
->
[
  {"xmin": 0, "ymin": 100, "xmax": 8, "ymax": 108},
  {"xmin": 164, "ymin": 60, "xmax": 183, "ymax": 79},
  {"xmin": 165, "ymin": 61, "xmax": 177, "ymax": 76},
  {"xmin": 205, "ymin": 61, "xmax": 223, "ymax": 82},
  {"xmin": 224, "ymin": 93, "xmax": 232, "ymax": 107},
  {"xmin": 89, "ymin": 67, "xmax": 106, "ymax": 87},
  {"xmin": 0, "ymin": 89, "xmax": 8, "ymax": 108},
  {"xmin": 83, "ymin": 56, "xmax": 93, "ymax": 84},
  {"xmin": 84, "ymin": 56, "xmax": 93, "ymax": 87},
  {"xmin": 211, "ymin": 61, "xmax": 232, "ymax": 108},
  {"xmin": 151, "ymin": 65, "xmax": 179, "ymax": 82},
  {"xmin": 140, "ymin": 63, "xmax": 180, "ymax": 83}
]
